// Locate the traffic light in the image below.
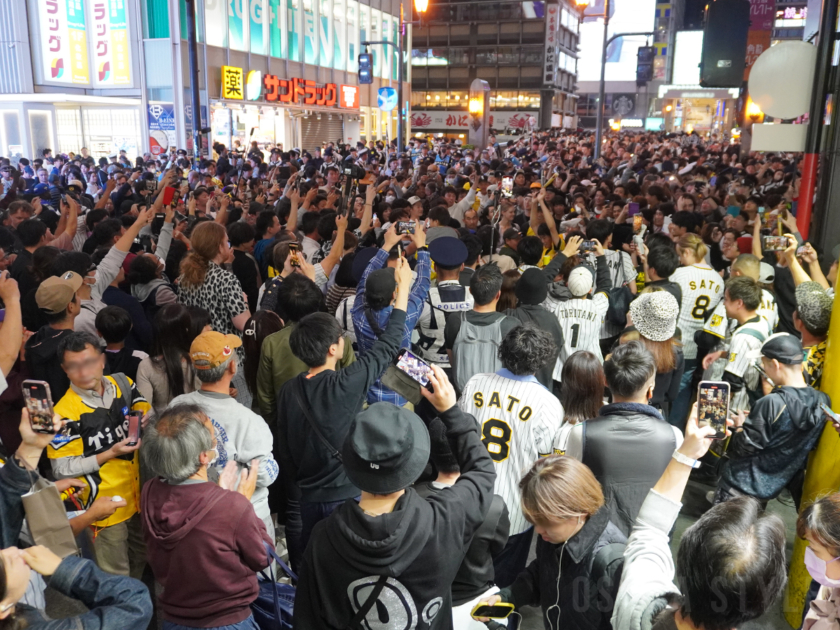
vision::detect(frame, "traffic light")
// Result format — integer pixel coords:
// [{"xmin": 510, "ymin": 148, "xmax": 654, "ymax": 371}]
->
[
  {"xmin": 359, "ymin": 53, "xmax": 373, "ymax": 84},
  {"xmin": 636, "ymin": 46, "xmax": 655, "ymax": 84},
  {"xmin": 700, "ymin": 0, "xmax": 750, "ymax": 87}
]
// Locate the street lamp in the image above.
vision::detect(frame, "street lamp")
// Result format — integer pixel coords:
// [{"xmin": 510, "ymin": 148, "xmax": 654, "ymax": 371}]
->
[
  {"xmin": 468, "ymin": 97, "xmax": 483, "ymax": 131},
  {"xmin": 414, "ymin": 0, "xmax": 429, "ymax": 16}
]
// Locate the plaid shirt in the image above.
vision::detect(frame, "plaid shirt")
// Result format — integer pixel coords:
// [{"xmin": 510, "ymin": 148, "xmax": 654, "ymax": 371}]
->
[{"xmin": 352, "ymin": 248, "xmax": 431, "ymax": 405}]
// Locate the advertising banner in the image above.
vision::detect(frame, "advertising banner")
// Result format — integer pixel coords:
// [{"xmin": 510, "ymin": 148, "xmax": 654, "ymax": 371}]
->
[
  {"xmin": 147, "ymin": 103, "xmax": 176, "ymax": 156},
  {"xmin": 411, "ymin": 111, "xmax": 538, "ymax": 132},
  {"xmin": 544, "ymin": 3, "xmax": 560, "ymax": 85},
  {"xmin": 89, "ymin": 0, "xmax": 131, "ymax": 86},
  {"xmin": 39, "ymin": 0, "xmax": 91, "ymax": 85}
]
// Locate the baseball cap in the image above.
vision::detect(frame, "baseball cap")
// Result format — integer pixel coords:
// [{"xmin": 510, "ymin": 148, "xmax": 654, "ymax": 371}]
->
[
  {"xmin": 365, "ymin": 268, "xmax": 397, "ymax": 307},
  {"xmin": 503, "ymin": 227, "xmax": 521, "ymax": 241},
  {"xmin": 757, "ymin": 333, "xmax": 804, "ymax": 365},
  {"xmin": 428, "ymin": 237, "xmax": 467, "ymax": 268},
  {"xmin": 567, "ymin": 266, "xmax": 594, "ymax": 297},
  {"xmin": 66, "ymin": 179, "xmax": 84, "ymax": 194},
  {"xmin": 529, "ymin": 182, "xmax": 542, "ymax": 189},
  {"xmin": 795, "ymin": 282, "xmax": 833, "ymax": 336},
  {"xmin": 342, "ymin": 402, "xmax": 430, "ymax": 494},
  {"xmin": 407, "ymin": 196, "xmax": 422, "ymax": 206},
  {"xmin": 36, "ymin": 271, "xmax": 83, "ymax": 314},
  {"xmin": 629, "ymin": 291, "xmax": 679, "ymax": 342},
  {"xmin": 759, "ymin": 262, "xmax": 775, "ymax": 284},
  {"xmin": 189, "ymin": 331, "xmax": 242, "ymax": 370}
]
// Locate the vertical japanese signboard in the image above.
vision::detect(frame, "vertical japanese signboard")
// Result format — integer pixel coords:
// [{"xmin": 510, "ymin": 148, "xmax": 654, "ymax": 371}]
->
[
  {"xmin": 89, "ymin": 0, "xmax": 131, "ymax": 86},
  {"xmin": 39, "ymin": 0, "xmax": 91, "ymax": 84},
  {"xmin": 745, "ymin": 0, "xmax": 773, "ymax": 80},
  {"xmin": 544, "ymin": 3, "xmax": 560, "ymax": 85}
]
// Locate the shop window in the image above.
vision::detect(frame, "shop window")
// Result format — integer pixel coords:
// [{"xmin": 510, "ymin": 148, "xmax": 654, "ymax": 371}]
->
[
  {"xmin": 250, "ymin": 0, "xmax": 267, "ymax": 54},
  {"xmin": 347, "ymin": 0, "xmax": 358, "ymax": 72},
  {"xmin": 56, "ymin": 109, "xmax": 83, "ymax": 157},
  {"xmin": 392, "ymin": 17, "xmax": 399, "ymax": 82},
  {"xmin": 1, "ymin": 112, "xmax": 21, "ymax": 158},
  {"xmin": 206, "ymin": 0, "xmax": 229, "ymax": 48},
  {"xmin": 304, "ymin": 0, "xmax": 317, "ymax": 64},
  {"xmin": 370, "ymin": 9, "xmax": 381, "ymax": 77},
  {"xmin": 144, "ymin": 0, "xmax": 170, "ymax": 39},
  {"xmin": 288, "ymin": 0, "xmax": 301, "ymax": 61},
  {"xmin": 476, "ymin": 50, "xmax": 497, "ymax": 64},
  {"xmin": 29, "ymin": 111, "xmax": 53, "ymax": 160},
  {"xmin": 268, "ymin": 0, "xmax": 284, "ymax": 57},
  {"xmin": 320, "ymin": 0, "xmax": 332, "ymax": 67},
  {"xmin": 497, "ymin": 47, "xmax": 519, "ymax": 64},
  {"xmin": 360, "ymin": 5, "xmax": 370, "ymax": 72},
  {"xmin": 333, "ymin": 0, "xmax": 345, "ymax": 70},
  {"xmin": 379, "ymin": 12, "xmax": 391, "ymax": 80},
  {"xmin": 449, "ymin": 48, "xmax": 469, "ymax": 65},
  {"xmin": 228, "ymin": 0, "xmax": 247, "ymax": 51}
]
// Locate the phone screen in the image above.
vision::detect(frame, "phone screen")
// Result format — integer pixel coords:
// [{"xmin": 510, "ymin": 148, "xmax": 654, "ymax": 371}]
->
[
  {"xmin": 23, "ymin": 380, "xmax": 55, "ymax": 434},
  {"xmin": 470, "ymin": 604, "xmax": 514, "ymax": 620},
  {"xmin": 627, "ymin": 202, "xmax": 640, "ymax": 216},
  {"xmin": 395, "ymin": 349, "xmax": 433, "ymax": 387},
  {"xmin": 289, "ymin": 243, "xmax": 301, "ymax": 267},
  {"xmin": 126, "ymin": 412, "xmax": 142, "ymax": 446},
  {"xmin": 633, "ymin": 215, "xmax": 643, "ymax": 234},
  {"xmin": 501, "ymin": 177, "xmax": 513, "ymax": 198},
  {"xmin": 697, "ymin": 381, "xmax": 730, "ymax": 440}
]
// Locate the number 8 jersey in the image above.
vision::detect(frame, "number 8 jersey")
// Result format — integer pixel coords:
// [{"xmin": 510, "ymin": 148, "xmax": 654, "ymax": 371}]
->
[
  {"xmin": 669, "ymin": 263, "xmax": 724, "ymax": 360},
  {"xmin": 458, "ymin": 370, "xmax": 564, "ymax": 535}
]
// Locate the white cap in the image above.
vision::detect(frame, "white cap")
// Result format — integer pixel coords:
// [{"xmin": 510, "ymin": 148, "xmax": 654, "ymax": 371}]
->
[
  {"xmin": 567, "ymin": 267, "xmax": 594, "ymax": 297},
  {"xmin": 407, "ymin": 196, "xmax": 422, "ymax": 206},
  {"xmin": 759, "ymin": 262, "xmax": 775, "ymax": 284}
]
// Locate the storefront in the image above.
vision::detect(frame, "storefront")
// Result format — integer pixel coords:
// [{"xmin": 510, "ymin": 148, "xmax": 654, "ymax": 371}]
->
[
  {"xmin": 410, "ymin": 110, "xmax": 540, "ymax": 141},
  {"xmin": 205, "ymin": 65, "xmax": 361, "ymax": 153},
  {"xmin": 658, "ymin": 86, "xmax": 740, "ymax": 135}
]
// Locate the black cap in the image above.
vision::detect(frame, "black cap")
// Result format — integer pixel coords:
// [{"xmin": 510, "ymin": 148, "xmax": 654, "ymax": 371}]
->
[
  {"xmin": 342, "ymin": 403, "xmax": 430, "ymax": 494},
  {"xmin": 352, "ymin": 247, "xmax": 378, "ymax": 282},
  {"xmin": 759, "ymin": 333, "xmax": 804, "ymax": 365},
  {"xmin": 364, "ymin": 268, "xmax": 397, "ymax": 306},
  {"xmin": 428, "ymin": 237, "xmax": 467, "ymax": 267},
  {"xmin": 515, "ymin": 268, "xmax": 548, "ymax": 305},
  {"xmin": 503, "ymin": 227, "xmax": 521, "ymax": 241}
]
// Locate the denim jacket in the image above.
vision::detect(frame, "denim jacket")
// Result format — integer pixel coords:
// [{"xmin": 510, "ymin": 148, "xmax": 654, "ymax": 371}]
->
[{"xmin": 18, "ymin": 555, "xmax": 152, "ymax": 630}]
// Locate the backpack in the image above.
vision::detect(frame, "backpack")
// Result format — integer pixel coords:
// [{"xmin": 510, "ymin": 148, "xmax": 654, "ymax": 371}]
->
[
  {"xmin": 140, "ymin": 282, "xmax": 176, "ymax": 323},
  {"xmin": 452, "ymin": 313, "xmax": 504, "ymax": 393}
]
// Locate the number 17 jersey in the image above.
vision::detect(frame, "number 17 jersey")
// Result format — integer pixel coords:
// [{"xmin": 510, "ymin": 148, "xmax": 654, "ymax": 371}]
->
[
  {"xmin": 669, "ymin": 264, "xmax": 724, "ymax": 360},
  {"xmin": 458, "ymin": 370, "xmax": 564, "ymax": 535}
]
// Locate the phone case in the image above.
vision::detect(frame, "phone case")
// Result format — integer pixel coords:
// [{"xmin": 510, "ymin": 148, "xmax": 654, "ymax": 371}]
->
[{"xmin": 380, "ymin": 366, "xmax": 423, "ymax": 405}]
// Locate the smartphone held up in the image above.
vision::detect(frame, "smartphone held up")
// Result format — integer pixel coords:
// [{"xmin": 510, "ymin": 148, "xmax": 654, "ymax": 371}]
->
[
  {"xmin": 697, "ymin": 381, "xmax": 730, "ymax": 440},
  {"xmin": 23, "ymin": 380, "xmax": 55, "ymax": 434}
]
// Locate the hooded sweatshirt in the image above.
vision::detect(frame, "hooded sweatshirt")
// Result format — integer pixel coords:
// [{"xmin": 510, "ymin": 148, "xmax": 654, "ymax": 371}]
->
[
  {"xmin": 24, "ymin": 325, "xmax": 73, "ymax": 403},
  {"xmin": 721, "ymin": 385, "xmax": 830, "ymax": 500},
  {"xmin": 141, "ymin": 478, "xmax": 272, "ymax": 627},
  {"xmin": 293, "ymin": 406, "xmax": 496, "ymax": 629}
]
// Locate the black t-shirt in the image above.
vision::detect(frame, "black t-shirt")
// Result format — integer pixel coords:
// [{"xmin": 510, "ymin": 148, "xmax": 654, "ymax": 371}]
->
[
  {"xmin": 762, "ymin": 254, "xmax": 798, "ymax": 336},
  {"xmin": 443, "ymin": 311, "xmax": 520, "ymax": 351}
]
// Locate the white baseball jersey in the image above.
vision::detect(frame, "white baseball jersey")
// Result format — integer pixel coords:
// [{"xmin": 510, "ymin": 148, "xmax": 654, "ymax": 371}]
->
[
  {"xmin": 669, "ymin": 264, "xmax": 724, "ymax": 360},
  {"xmin": 459, "ymin": 371, "xmax": 564, "ymax": 535},
  {"xmin": 703, "ymin": 289, "xmax": 778, "ymax": 340},
  {"xmin": 550, "ymin": 294, "xmax": 610, "ymax": 379},
  {"xmin": 726, "ymin": 317, "xmax": 772, "ymax": 413},
  {"xmin": 583, "ymin": 250, "xmax": 637, "ymax": 339}
]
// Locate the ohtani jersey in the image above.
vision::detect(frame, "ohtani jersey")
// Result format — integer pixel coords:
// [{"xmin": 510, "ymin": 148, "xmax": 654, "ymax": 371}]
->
[
  {"xmin": 726, "ymin": 316, "xmax": 772, "ymax": 413},
  {"xmin": 703, "ymin": 288, "xmax": 778, "ymax": 340},
  {"xmin": 550, "ymin": 293, "xmax": 610, "ymax": 379},
  {"xmin": 48, "ymin": 376, "xmax": 150, "ymax": 528},
  {"xmin": 669, "ymin": 264, "xmax": 724, "ymax": 360},
  {"xmin": 458, "ymin": 371, "xmax": 564, "ymax": 535},
  {"xmin": 413, "ymin": 281, "xmax": 474, "ymax": 366}
]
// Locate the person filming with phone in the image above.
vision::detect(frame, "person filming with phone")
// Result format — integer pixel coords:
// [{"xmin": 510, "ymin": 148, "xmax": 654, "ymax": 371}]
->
[{"xmin": 712, "ymin": 333, "xmax": 830, "ymax": 509}]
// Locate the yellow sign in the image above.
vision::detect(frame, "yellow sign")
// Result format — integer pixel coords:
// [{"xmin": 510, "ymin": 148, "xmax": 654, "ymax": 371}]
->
[{"xmin": 222, "ymin": 66, "xmax": 244, "ymax": 100}]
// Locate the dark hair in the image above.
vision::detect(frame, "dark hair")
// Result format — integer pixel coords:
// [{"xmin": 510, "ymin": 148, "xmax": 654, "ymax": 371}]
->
[
  {"xmin": 586, "ymin": 218, "xmax": 613, "ymax": 245},
  {"xmin": 242, "ymin": 311, "xmax": 284, "ymax": 396},
  {"xmin": 677, "ymin": 497, "xmax": 786, "ymax": 630},
  {"xmin": 429, "ymin": 206, "xmax": 451, "ymax": 226},
  {"xmin": 277, "ymin": 274, "xmax": 325, "ymax": 323},
  {"xmin": 51, "ymin": 250, "xmax": 92, "ymax": 279},
  {"xmin": 95, "ymin": 305, "xmax": 132, "ymax": 344},
  {"xmin": 85, "ymin": 208, "xmax": 108, "ymax": 232},
  {"xmin": 470, "ymin": 263, "xmax": 503, "ymax": 306},
  {"xmin": 16, "ymin": 218, "xmax": 47, "ymax": 247},
  {"xmin": 289, "ymin": 312, "xmax": 343, "ymax": 367},
  {"xmin": 150, "ymin": 304, "xmax": 194, "ymax": 399},
  {"xmin": 300, "ymin": 211, "xmax": 320, "ymax": 236},
  {"xmin": 725, "ymin": 276, "xmax": 761, "ymax": 311},
  {"xmin": 227, "ymin": 221, "xmax": 255, "ymax": 247},
  {"xmin": 560, "ymin": 351, "xmax": 604, "ymax": 424},
  {"xmin": 57, "ymin": 331, "xmax": 102, "ymax": 362},
  {"xmin": 427, "ymin": 417, "xmax": 460, "ymax": 475},
  {"xmin": 127, "ymin": 254, "xmax": 160, "ymax": 285},
  {"xmin": 255, "ymin": 210, "xmax": 277, "ymax": 240},
  {"xmin": 30, "ymin": 245, "xmax": 61, "ymax": 284},
  {"xmin": 603, "ymin": 340, "xmax": 656, "ymax": 398},
  {"xmin": 334, "ymin": 253, "xmax": 357, "ymax": 289},
  {"xmin": 648, "ymin": 245, "xmax": 680, "ymax": 278},
  {"xmin": 517, "ymin": 236, "xmax": 543, "ymax": 266},
  {"xmin": 498, "ymin": 324, "xmax": 557, "ymax": 376},
  {"xmin": 461, "ymin": 233, "xmax": 483, "ymax": 266},
  {"xmin": 317, "ymin": 212, "xmax": 338, "ymax": 242},
  {"xmin": 671, "ymin": 210, "xmax": 697, "ymax": 233},
  {"xmin": 647, "ymin": 232, "xmax": 675, "ymax": 252},
  {"xmin": 91, "ymin": 218, "xmax": 123, "ymax": 248},
  {"xmin": 186, "ymin": 305, "xmax": 212, "ymax": 343}
]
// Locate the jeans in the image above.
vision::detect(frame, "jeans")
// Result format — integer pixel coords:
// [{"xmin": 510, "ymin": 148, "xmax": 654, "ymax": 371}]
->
[
  {"xmin": 668, "ymin": 358, "xmax": 698, "ymax": 433},
  {"xmin": 163, "ymin": 615, "xmax": 259, "ymax": 630},
  {"xmin": 285, "ymin": 498, "xmax": 303, "ymax": 573},
  {"xmin": 493, "ymin": 527, "xmax": 534, "ymax": 589},
  {"xmin": 300, "ymin": 498, "xmax": 350, "ymax": 559}
]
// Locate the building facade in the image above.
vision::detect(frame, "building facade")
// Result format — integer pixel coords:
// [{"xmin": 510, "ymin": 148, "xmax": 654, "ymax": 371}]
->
[
  {"xmin": 410, "ymin": 0, "xmax": 580, "ymax": 138},
  {"xmin": 0, "ymin": 0, "xmax": 408, "ymax": 162}
]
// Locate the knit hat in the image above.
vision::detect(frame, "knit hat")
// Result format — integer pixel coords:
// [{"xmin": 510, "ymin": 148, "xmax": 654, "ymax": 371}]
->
[
  {"xmin": 567, "ymin": 266, "xmax": 594, "ymax": 297},
  {"xmin": 630, "ymin": 291, "xmax": 679, "ymax": 341},
  {"xmin": 515, "ymin": 268, "xmax": 548, "ymax": 305},
  {"xmin": 796, "ymin": 281, "xmax": 833, "ymax": 337}
]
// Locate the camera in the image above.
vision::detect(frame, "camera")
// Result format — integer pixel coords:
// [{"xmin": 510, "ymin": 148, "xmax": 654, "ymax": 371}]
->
[{"xmin": 342, "ymin": 162, "xmax": 366, "ymax": 180}]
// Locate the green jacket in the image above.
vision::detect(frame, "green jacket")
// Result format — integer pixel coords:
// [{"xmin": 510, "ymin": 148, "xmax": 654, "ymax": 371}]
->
[{"xmin": 256, "ymin": 323, "xmax": 356, "ymax": 424}]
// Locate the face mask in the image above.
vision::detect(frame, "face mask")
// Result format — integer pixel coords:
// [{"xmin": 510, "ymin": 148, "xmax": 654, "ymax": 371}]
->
[
  {"xmin": 207, "ymin": 447, "xmax": 219, "ymax": 467},
  {"xmin": 385, "ymin": 195, "xmax": 396, "ymax": 204},
  {"xmin": 805, "ymin": 547, "xmax": 840, "ymax": 588}
]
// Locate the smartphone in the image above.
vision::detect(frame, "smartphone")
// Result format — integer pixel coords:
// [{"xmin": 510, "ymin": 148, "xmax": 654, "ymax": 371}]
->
[
  {"xmin": 151, "ymin": 212, "xmax": 166, "ymax": 236},
  {"xmin": 161, "ymin": 186, "xmax": 177, "ymax": 206},
  {"xmin": 22, "ymin": 380, "xmax": 55, "ymax": 434},
  {"xmin": 579, "ymin": 240, "xmax": 597, "ymax": 254},
  {"xmin": 797, "ymin": 245, "xmax": 810, "ymax": 257},
  {"xmin": 697, "ymin": 381, "xmax": 731, "ymax": 440},
  {"xmin": 289, "ymin": 242, "xmax": 301, "ymax": 268},
  {"xmin": 709, "ymin": 175, "xmax": 718, "ymax": 187},
  {"xmin": 627, "ymin": 202, "xmax": 640, "ymax": 216},
  {"xmin": 397, "ymin": 220, "xmax": 416, "ymax": 235},
  {"xmin": 395, "ymin": 348, "xmax": 433, "ymax": 387},
  {"xmin": 126, "ymin": 411, "xmax": 142, "ymax": 446},
  {"xmin": 820, "ymin": 403, "xmax": 840, "ymax": 424},
  {"xmin": 758, "ymin": 207, "xmax": 766, "ymax": 223},
  {"xmin": 763, "ymin": 235, "xmax": 789, "ymax": 252},
  {"xmin": 501, "ymin": 177, "xmax": 514, "ymax": 198},
  {"xmin": 470, "ymin": 603, "xmax": 515, "ymax": 620}
]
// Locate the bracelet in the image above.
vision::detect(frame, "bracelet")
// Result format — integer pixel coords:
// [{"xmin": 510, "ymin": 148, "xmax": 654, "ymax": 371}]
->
[{"xmin": 672, "ymin": 449, "xmax": 701, "ymax": 469}]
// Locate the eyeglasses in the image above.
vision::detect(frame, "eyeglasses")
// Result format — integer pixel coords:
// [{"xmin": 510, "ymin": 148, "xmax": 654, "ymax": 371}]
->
[{"xmin": 62, "ymin": 356, "xmax": 102, "ymax": 374}]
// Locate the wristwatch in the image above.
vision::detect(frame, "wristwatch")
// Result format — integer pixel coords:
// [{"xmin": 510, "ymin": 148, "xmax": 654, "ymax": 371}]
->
[{"xmin": 672, "ymin": 449, "xmax": 701, "ymax": 469}]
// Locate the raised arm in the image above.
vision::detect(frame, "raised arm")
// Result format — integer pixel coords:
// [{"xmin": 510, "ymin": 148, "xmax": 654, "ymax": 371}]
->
[{"xmin": 319, "ymin": 214, "xmax": 348, "ymax": 278}]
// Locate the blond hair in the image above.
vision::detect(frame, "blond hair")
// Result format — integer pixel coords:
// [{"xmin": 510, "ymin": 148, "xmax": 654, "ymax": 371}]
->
[
  {"xmin": 179, "ymin": 222, "xmax": 226, "ymax": 287},
  {"xmin": 519, "ymin": 455, "xmax": 604, "ymax": 524},
  {"xmin": 677, "ymin": 233, "xmax": 708, "ymax": 263}
]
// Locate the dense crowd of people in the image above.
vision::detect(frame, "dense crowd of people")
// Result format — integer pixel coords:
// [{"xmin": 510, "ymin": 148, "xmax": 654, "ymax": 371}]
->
[{"xmin": 0, "ymin": 129, "xmax": 836, "ymax": 630}]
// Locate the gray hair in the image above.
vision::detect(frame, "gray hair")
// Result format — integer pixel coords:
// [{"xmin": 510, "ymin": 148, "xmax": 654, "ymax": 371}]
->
[
  {"xmin": 193, "ymin": 355, "xmax": 237, "ymax": 384},
  {"xmin": 142, "ymin": 404, "xmax": 212, "ymax": 483}
]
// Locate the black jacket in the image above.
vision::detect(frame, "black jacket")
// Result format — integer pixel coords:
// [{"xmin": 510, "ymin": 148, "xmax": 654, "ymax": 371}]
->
[
  {"xmin": 24, "ymin": 325, "xmax": 74, "ymax": 403},
  {"xmin": 414, "ymin": 484, "xmax": 509, "ymax": 605},
  {"xmin": 581, "ymin": 403, "xmax": 677, "ymax": 536},
  {"xmin": 500, "ymin": 506, "xmax": 626, "ymax": 630},
  {"xmin": 293, "ymin": 406, "xmax": 496, "ymax": 629},
  {"xmin": 276, "ymin": 309, "xmax": 407, "ymax": 504},
  {"xmin": 231, "ymin": 249, "xmax": 261, "ymax": 313},
  {"xmin": 723, "ymin": 385, "xmax": 830, "ymax": 500}
]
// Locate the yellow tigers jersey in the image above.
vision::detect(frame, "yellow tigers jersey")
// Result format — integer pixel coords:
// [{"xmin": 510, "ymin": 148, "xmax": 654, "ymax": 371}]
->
[{"xmin": 48, "ymin": 376, "xmax": 150, "ymax": 528}]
